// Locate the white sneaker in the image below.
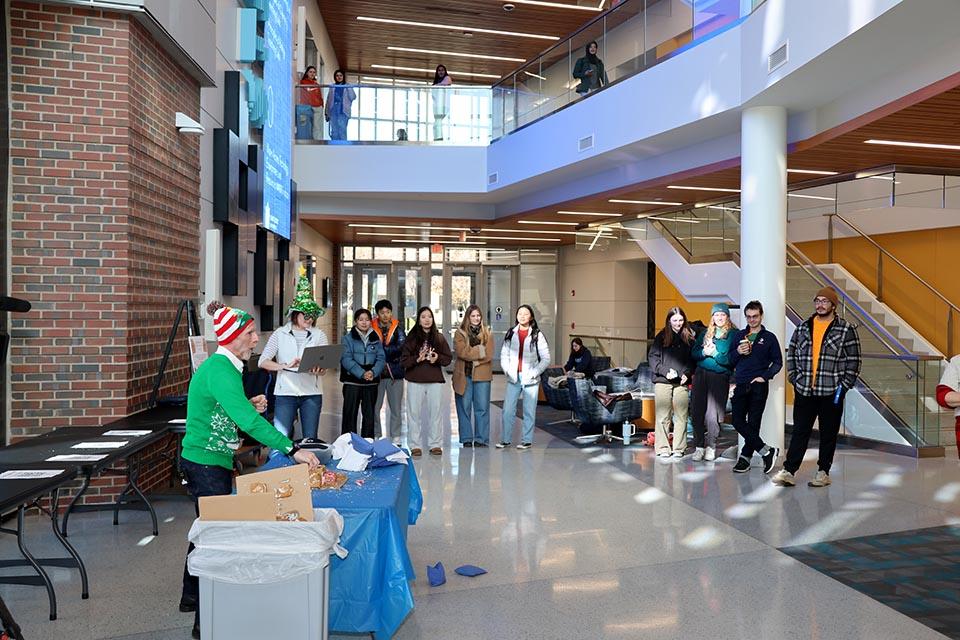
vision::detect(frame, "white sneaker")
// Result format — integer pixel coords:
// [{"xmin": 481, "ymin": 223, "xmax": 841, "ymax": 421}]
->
[
  {"xmin": 657, "ymin": 451, "xmax": 671, "ymax": 458},
  {"xmin": 704, "ymin": 446, "xmax": 716, "ymax": 461},
  {"xmin": 808, "ymin": 470, "xmax": 831, "ymax": 487},
  {"xmin": 672, "ymin": 451, "xmax": 684, "ymax": 458},
  {"xmin": 771, "ymin": 469, "xmax": 796, "ymax": 486},
  {"xmin": 692, "ymin": 447, "xmax": 705, "ymax": 461}
]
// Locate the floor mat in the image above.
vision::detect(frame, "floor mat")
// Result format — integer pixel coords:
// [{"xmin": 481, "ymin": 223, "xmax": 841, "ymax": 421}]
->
[{"xmin": 782, "ymin": 525, "xmax": 960, "ymax": 639}]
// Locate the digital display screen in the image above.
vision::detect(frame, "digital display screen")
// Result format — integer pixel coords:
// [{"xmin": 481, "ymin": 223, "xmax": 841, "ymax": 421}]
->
[{"xmin": 261, "ymin": 0, "xmax": 293, "ymax": 239}]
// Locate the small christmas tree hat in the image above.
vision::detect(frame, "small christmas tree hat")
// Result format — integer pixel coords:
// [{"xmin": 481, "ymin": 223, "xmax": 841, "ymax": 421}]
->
[{"xmin": 288, "ymin": 265, "xmax": 324, "ymax": 319}]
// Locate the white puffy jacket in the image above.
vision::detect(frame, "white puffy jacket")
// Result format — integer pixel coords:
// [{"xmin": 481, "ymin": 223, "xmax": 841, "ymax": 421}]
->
[{"xmin": 500, "ymin": 325, "xmax": 551, "ymax": 386}]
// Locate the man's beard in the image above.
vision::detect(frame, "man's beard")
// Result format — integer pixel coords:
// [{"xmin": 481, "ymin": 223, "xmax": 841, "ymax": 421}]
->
[{"xmin": 816, "ymin": 307, "xmax": 833, "ymax": 317}]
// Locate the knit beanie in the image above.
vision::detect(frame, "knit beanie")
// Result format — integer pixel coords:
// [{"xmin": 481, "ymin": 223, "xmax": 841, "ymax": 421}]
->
[
  {"xmin": 207, "ymin": 301, "xmax": 254, "ymax": 346},
  {"xmin": 710, "ymin": 302, "xmax": 730, "ymax": 316},
  {"xmin": 815, "ymin": 286, "xmax": 839, "ymax": 307}
]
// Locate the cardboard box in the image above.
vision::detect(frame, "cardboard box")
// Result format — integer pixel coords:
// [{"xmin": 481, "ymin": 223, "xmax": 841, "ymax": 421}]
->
[
  {"xmin": 235, "ymin": 464, "xmax": 314, "ymax": 522},
  {"xmin": 198, "ymin": 494, "xmax": 276, "ymax": 521}
]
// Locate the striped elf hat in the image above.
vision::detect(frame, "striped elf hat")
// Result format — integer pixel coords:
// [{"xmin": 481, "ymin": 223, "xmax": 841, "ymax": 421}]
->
[{"xmin": 207, "ymin": 301, "xmax": 254, "ymax": 346}]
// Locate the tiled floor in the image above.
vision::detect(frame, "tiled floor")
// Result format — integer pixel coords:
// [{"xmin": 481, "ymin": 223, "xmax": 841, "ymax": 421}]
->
[{"xmin": 2, "ymin": 375, "xmax": 959, "ymax": 639}]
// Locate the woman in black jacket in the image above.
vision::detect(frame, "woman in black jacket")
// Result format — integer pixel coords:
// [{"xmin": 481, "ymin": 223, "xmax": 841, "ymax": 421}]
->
[
  {"xmin": 572, "ymin": 41, "xmax": 608, "ymax": 97},
  {"xmin": 563, "ymin": 337, "xmax": 594, "ymax": 377},
  {"xmin": 648, "ymin": 307, "xmax": 695, "ymax": 458}
]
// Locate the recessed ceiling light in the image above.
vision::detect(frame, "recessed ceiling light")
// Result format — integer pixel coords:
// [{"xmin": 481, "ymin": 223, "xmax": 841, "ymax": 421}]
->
[
  {"xmin": 472, "ymin": 236, "xmax": 563, "ymax": 242},
  {"xmin": 348, "ymin": 223, "xmax": 471, "ymax": 232},
  {"xmin": 518, "ymin": 220, "xmax": 579, "ymax": 226},
  {"xmin": 609, "ymin": 199, "xmax": 684, "ymax": 206},
  {"xmin": 524, "ymin": 71, "xmax": 546, "ymax": 81},
  {"xmin": 506, "ymin": 0, "xmax": 603, "ymax": 11},
  {"xmin": 371, "ymin": 64, "xmax": 501, "ymax": 79},
  {"xmin": 787, "ymin": 169, "xmax": 839, "ymax": 176},
  {"xmin": 708, "ymin": 205, "xmax": 741, "ymax": 211},
  {"xmin": 392, "ymin": 239, "xmax": 487, "ymax": 245},
  {"xmin": 557, "ymin": 212, "xmax": 622, "ymax": 218},
  {"xmin": 787, "ymin": 193, "xmax": 835, "ymax": 201},
  {"xmin": 357, "ymin": 232, "xmax": 460, "ymax": 239},
  {"xmin": 647, "ymin": 215, "xmax": 701, "ymax": 223},
  {"xmin": 361, "ymin": 76, "xmax": 429, "ymax": 85},
  {"xmin": 387, "ymin": 46, "xmax": 525, "ymax": 63},
  {"xmin": 480, "ymin": 227, "xmax": 613, "ymax": 237},
  {"xmin": 667, "ymin": 185, "xmax": 741, "ymax": 193},
  {"xmin": 357, "ymin": 16, "xmax": 559, "ymax": 41},
  {"xmin": 864, "ymin": 139, "xmax": 960, "ymax": 151}
]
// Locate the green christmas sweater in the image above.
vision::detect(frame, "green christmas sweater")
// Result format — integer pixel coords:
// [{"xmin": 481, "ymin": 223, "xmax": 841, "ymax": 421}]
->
[{"xmin": 182, "ymin": 353, "xmax": 293, "ymax": 470}]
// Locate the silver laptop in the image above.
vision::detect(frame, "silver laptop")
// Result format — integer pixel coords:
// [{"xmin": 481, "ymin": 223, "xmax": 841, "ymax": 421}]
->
[{"xmin": 295, "ymin": 344, "xmax": 343, "ymax": 373}]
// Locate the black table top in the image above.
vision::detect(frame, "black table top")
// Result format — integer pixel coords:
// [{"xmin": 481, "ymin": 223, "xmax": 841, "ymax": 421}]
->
[{"xmin": 0, "ymin": 465, "xmax": 79, "ymax": 513}]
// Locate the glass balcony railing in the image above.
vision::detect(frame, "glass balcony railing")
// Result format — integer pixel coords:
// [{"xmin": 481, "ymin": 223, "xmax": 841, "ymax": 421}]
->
[{"xmin": 294, "ymin": 84, "xmax": 492, "ymax": 145}]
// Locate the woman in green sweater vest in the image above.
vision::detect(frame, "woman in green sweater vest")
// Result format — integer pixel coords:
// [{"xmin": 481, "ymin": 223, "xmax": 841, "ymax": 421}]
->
[{"xmin": 180, "ymin": 301, "xmax": 319, "ymax": 639}]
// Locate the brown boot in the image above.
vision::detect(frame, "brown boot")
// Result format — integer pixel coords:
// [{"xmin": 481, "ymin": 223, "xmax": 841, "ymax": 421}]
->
[
  {"xmin": 411, "ymin": 448, "xmax": 422, "ymax": 457},
  {"xmin": 429, "ymin": 447, "xmax": 442, "ymax": 456}
]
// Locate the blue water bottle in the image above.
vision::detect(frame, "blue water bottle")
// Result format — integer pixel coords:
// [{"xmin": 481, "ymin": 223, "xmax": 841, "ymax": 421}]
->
[
  {"xmin": 833, "ymin": 385, "xmax": 843, "ymax": 405},
  {"xmin": 622, "ymin": 420, "xmax": 632, "ymax": 446}
]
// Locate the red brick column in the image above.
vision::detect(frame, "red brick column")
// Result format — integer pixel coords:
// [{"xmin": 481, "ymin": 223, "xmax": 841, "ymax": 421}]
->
[{"xmin": 8, "ymin": 3, "xmax": 201, "ymax": 499}]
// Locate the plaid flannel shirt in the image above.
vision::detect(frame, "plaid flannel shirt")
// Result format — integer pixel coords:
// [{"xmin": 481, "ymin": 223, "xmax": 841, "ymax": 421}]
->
[{"xmin": 786, "ymin": 314, "xmax": 861, "ymax": 397}]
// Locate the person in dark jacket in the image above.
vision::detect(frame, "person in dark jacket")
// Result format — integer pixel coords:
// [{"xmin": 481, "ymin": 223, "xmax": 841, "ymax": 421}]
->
[
  {"xmin": 372, "ymin": 299, "xmax": 406, "ymax": 444},
  {"xmin": 340, "ymin": 308, "xmax": 385, "ymax": 438},
  {"xmin": 572, "ymin": 41, "xmax": 608, "ymax": 96},
  {"xmin": 563, "ymin": 337, "xmax": 594, "ymax": 377},
  {"xmin": 648, "ymin": 307, "xmax": 695, "ymax": 457},
  {"xmin": 728, "ymin": 300, "xmax": 782, "ymax": 474},
  {"xmin": 691, "ymin": 303, "xmax": 737, "ymax": 462},
  {"xmin": 401, "ymin": 306, "xmax": 453, "ymax": 457}
]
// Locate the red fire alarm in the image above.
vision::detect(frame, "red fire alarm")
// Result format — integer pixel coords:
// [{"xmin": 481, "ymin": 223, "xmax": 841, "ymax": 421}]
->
[
  {"xmin": 571, "ymin": 289, "xmax": 576, "ymax": 296},
  {"xmin": 571, "ymin": 321, "xmax": 576, "ymax": 329},
  {"xmin": 430, "ymin": 243, "xmax": 443, "ymax": 254}
]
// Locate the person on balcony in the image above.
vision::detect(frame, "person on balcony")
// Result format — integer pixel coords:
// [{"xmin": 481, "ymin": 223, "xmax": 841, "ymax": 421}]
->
[
  {"xmin": 572, "ymin": 41, "xmax": 608, "ymax": 97},
  {"xmin": 498, "ymin": 305, "xmax": 551, "ymax": 450},
  {"xmin": 402, "ymin": 306, "xmax": 453, "ymax": 457},
  {"xmin": 432, "ymin": 64, "xmax": 453, "ymax": 141},
  {"xmin": 690, "ymin": 303, "xmax": 737, "ymax": 461},
  {"xmin": 297, "ymin": 65, "xmax": 324, "ymax": 140},
  {"xmin": 773, "ymin": 287, "xmax": 861, "ymax": 488},
  {"xmin": 325, "ymin": 69, "xmax": 355, "ymax": 141},
  {"xmin": 648, "ymin": 307, "xmax": 695, "ymax": 458},
  {"xmin": 728, "ymin": 300, "xmax": 782, "ymax": 474},
  {"xmin": 936, "ymin": 354, "xmax": 960, "ymax": 459},
  {"xmin": 563, "ymin": 337, "xmax": 595, "ymax": 378},
  {"xmin": 453, "ymin": 305, "xmax": 493, "ymax": 448}
]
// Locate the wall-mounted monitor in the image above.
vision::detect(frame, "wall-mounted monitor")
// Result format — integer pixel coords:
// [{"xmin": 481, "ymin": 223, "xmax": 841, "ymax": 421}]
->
[{"xmin": 261, "ymin": 0, "xmax": 293, "ymax": 239}]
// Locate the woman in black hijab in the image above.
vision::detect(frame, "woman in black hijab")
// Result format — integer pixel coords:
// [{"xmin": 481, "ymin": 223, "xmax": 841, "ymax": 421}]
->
[{"xmin": 572, "ymin": 40, "xmax": 608, "ymax": 97}]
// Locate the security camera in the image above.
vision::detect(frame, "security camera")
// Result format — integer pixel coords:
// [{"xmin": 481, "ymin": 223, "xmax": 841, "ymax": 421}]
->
[
  {"xmin": 503, "ymin": 3, "xmax": 515, "ymax": 11},
  {"xmin": 176, "ymin": 112, "xmax": 205, "ymax": 135}
]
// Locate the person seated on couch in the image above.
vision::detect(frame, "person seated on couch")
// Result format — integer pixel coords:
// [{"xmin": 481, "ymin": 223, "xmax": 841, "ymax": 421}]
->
[{"xmin": 564, "ymin": 338, "xmax": 594, "ymax": 378}]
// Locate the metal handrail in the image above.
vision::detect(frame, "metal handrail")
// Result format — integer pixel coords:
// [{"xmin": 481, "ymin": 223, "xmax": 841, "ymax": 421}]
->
[{"xmin": 570, "ymin": 334, "xmax": 652, "ymax": 344}]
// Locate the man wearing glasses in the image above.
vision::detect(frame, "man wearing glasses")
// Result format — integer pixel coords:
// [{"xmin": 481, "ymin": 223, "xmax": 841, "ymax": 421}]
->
[
  {"xmin": 773, "ymin": 287, "xmax": 861, "ymax": 487},
  {"xmin": 729, "ymin": 300, "xmax": 783, "ymax": 474}
]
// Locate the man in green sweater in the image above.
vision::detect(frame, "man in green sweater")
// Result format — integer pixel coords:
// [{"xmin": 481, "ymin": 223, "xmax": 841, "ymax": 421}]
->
[{"xmin": 180, "ymin": 301, "xmax": 319, "ymax": 639}]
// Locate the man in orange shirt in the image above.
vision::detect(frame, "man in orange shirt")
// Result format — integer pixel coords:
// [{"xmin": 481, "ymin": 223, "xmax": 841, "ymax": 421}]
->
[{"xmin": 773, "ymin": 287, "xmax": 861, "ymax": 488}]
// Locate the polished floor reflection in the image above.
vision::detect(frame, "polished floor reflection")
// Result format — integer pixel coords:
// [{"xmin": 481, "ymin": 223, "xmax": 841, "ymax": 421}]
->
[{"xmin": 3, "ymin": 375, "xmax": 958, "ymax": 639}]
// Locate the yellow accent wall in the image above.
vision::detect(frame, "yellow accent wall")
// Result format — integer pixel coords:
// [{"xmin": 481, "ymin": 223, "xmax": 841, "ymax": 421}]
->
[
  {"xmin": 654, "ymin": 268, "xmax": 717, "ymax": 332},
  {"xmin": 795, "ymin": 226, "xmax": 960, "ymax": 355}
]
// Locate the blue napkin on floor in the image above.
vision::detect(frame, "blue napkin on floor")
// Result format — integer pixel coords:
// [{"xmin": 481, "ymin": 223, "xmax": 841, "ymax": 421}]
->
[
  {"xmin": 454, "ymin": 564, "xmax": 487, "ymax": 577},
  {"xmin": 349, "ymin": 432, "xmax": 374, "ymax": 455},
  {"xmin": 427, "ymin": 562, "xmax": 446, "ymax": 587}
]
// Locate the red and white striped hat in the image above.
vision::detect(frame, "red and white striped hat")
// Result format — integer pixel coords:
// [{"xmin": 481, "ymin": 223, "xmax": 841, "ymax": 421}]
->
[{"xmin": 207, "ymin": 301, "xmax": 254, "ymax": 346}]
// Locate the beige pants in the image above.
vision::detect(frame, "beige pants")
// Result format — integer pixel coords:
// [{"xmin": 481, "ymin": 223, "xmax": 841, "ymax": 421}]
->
[{"xmin": 654, "ymin": 382, "xmax": 689, "ymax": 454}]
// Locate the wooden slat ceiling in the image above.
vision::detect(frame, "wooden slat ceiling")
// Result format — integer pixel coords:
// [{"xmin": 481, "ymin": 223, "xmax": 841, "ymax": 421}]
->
[
  {"xmin": 306, "ymin": 80, "xmax": 960, "ymax": 246},
  {"xmin": 317, "ymin": 0, "xmax": 605, "ymax": 83}
]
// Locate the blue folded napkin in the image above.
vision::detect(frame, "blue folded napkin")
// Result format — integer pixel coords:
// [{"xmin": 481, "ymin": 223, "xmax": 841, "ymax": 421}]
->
[
  {"xmin": 349, "ymin": 432, "xmax": 374, "ymax": 456},
  {"xmin": 372, "ymin": 437, "xmax": 401, "ymax": 458},
  {"xmin": 454, "ymin": 564, "xmax": 487, "ymax": 577},
  {"xmin": 427, "ymin": 562, "xmax": 446, "ymax": 587}
]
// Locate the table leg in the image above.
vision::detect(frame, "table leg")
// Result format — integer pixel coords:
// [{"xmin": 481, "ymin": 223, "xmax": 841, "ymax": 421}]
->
[
  {"xmin": 61, "ymin": 471, "xmax": 91, "ymax": 537},
  {"xmin": 15, "ymin": 507, "xmax": 57, "ymax": 621},
  {"xmin": 113, "ymin": 455, "xmax": 158, "ymax": 536},
  {"xmin": 50, "ymin": 488, "xmax": 89, "ymax": 599}
]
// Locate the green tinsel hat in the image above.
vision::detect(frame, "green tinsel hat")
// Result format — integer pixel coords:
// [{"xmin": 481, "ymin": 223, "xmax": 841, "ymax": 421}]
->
[{"xmin": 288, "ymin": 265, "xmax": 324, "ymax": 319}]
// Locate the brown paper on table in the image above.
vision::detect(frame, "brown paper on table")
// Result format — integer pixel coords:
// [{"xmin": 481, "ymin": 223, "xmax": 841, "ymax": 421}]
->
[
  {"xmin": 235, "ymin": 463, "xmax": 314, "ymax": 522},
  {"xmin": 198, "ymin": 494, "xmax": 275, "ymax": 521}
]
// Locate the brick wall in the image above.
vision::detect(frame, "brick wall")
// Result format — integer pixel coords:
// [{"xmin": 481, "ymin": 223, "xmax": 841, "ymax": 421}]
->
[{"xmin": 8, "ymin": 3, "xmax": 201, "ymax": 500}]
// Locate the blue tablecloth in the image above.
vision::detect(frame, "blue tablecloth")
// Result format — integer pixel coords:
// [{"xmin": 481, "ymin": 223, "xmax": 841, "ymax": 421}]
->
[{"xmin": 260, "ymin": 454, "xmax": 423, "ymax": 639}]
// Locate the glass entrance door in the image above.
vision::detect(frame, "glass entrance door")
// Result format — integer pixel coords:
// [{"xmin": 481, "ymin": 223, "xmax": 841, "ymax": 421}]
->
[
  {"xmin": 446, "ymin": 266, "xmax": 480, "ymax": 345},
  {"xmin": 354, "ymin": 265, "xmax": 390, "ymax": 319},
  {"xmin": 396, "ymin": 265, "xmax": 427, "ymax": 333},
  {"xmin": 486, "ymin": 266, "xmax": 518, "ymax": 372}
]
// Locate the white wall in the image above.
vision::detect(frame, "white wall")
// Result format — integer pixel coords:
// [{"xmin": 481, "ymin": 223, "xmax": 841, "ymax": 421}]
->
[
  {"xmin": 294, "ymin": 221, "xmax": 335, "ymax": 341},
  {"xmin": 296, "ymin": 0, "xmax": 339, "ymax": 85}
]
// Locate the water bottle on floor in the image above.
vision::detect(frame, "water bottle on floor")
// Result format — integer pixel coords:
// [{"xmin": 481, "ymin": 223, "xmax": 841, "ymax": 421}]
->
[{"xmin": 622, "ymin": 420, "xmax": 632, "ymax": 446}]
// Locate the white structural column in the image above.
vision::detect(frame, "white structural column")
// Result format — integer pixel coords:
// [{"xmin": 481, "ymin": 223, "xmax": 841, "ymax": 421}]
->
[{"xmin": 740, "ymin": 106, "xmax": 787, "ymax": 450}]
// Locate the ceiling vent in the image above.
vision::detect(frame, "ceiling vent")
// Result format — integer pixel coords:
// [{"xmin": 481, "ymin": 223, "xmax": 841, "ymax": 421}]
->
[
  {"xmin": 768, "ymin": 42, "xmax": 788, "ymax": 73},
  {"xmin": 578, "ymin": 134, "xmax": 594, "ymax": 152},
  {"xmin": 487, "ymin": 172, "xmax": 499, "ymax": 186}
]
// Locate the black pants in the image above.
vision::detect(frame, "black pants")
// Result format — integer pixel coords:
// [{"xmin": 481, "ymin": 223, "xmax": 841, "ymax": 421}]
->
[
  {"xmin": 180, "ymin": 458, "xmax": 234, "ymax": 629},
  {"xmin": 784, "ymin": 391, "xmax": 845, "ymax": 474},
  {"xmin": 731, "ymin": 381, "xmax": 769, "ymax": 458},
  {"xmin": 341, "ymin": 383, "xmax": 377, "ymax": 438},
  {"xmin": 691, "ymin": 369, "xmax": 730, "ymax": 448}
]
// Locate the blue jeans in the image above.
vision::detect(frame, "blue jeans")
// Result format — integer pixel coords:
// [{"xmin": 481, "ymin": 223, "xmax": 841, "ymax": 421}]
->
[
  {"xmin": 180, "ymin": 458, "xmax": 234, "ymax": 626},
  {"xmin": 273, "ymin": 394, "xmax": 322, "ymax": 440},
  {"xmin": 455, "ymin": 377, "xmax": 491, "ymax": 444},
  {"xmin": 501, "ymin": 380, "xmax": 538, "ymax": 444},
  {"xmin": 329, "ymin": 113, "xmax": 349, "ymax": 140},
  {"xmin": 295, "ymin": 104, "xmax": 313, "ymax": 139}
]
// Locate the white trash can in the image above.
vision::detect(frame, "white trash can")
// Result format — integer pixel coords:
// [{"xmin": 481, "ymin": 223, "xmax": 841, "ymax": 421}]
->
[{"xmin": 188, "ymin": 508, "xmax": 347, "ymax": 640}]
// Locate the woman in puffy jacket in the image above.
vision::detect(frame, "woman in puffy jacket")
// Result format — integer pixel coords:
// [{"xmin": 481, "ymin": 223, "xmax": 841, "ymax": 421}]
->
[
  {"xmin": 497, "ymin": 305, "xmax": 550, "ymax": 450},
  {"xmin": 647, "ymin": 307, "xmax": 695, "ymax": 458},
  {"xmin": 339, "ymin": 308, "xmax": 385, "ymax": 438}
]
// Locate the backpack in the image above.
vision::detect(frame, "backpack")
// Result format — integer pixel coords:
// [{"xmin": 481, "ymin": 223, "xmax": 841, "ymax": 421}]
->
[{"xmin": 505, "ymin": 326, "xmax": 541, "ymax": 363}]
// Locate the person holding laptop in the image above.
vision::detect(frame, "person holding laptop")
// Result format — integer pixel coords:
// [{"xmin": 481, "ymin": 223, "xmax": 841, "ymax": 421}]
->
[{"xmin": 258, "ymin": 271, "xmax": 328, "ymax": 441}]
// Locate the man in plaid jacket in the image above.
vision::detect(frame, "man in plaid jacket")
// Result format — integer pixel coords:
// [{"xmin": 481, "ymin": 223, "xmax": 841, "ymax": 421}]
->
[{"xmin": 773, "ymin": 286, "xmax": 861, "ymax": 488}]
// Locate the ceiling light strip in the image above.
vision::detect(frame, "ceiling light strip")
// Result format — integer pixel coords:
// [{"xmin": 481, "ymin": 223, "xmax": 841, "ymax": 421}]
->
[
  {"xmin": 357, "ymin": 16, "xmax": 559, "ymax": 41},
  {"xmin": 387, "ymin": 46, "xmax": 526, "ymax": 63},
  {"xmin": 608, "ymin": 199, "xmax": 684, "ymax": 206},
  {"xmin": 556, "ymin": 210, "xmax": 623, "ymax": 217},
  {"xmin": 517, "ymin": 220, "xmax": 579, "ymax": 226},
  {"xmin": 506, "ymin": 0, "xmax": 603, "ymax": 11},
  {"xmin": 864, "ymin": 139, "xmax": 960, "ymax": 151},
  {"xmin": 667, "ymin": 185, "xmax": 741, "ymax": 193},
  {"xmin": 371, "ymin": 64, "xmax": 501, "ymax": 79}
]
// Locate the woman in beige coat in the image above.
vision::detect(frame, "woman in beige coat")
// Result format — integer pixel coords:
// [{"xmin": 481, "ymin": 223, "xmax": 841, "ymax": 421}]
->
[{"xmin": 453, "ymin": 305, "xmax": 493, "ymax": 447}]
